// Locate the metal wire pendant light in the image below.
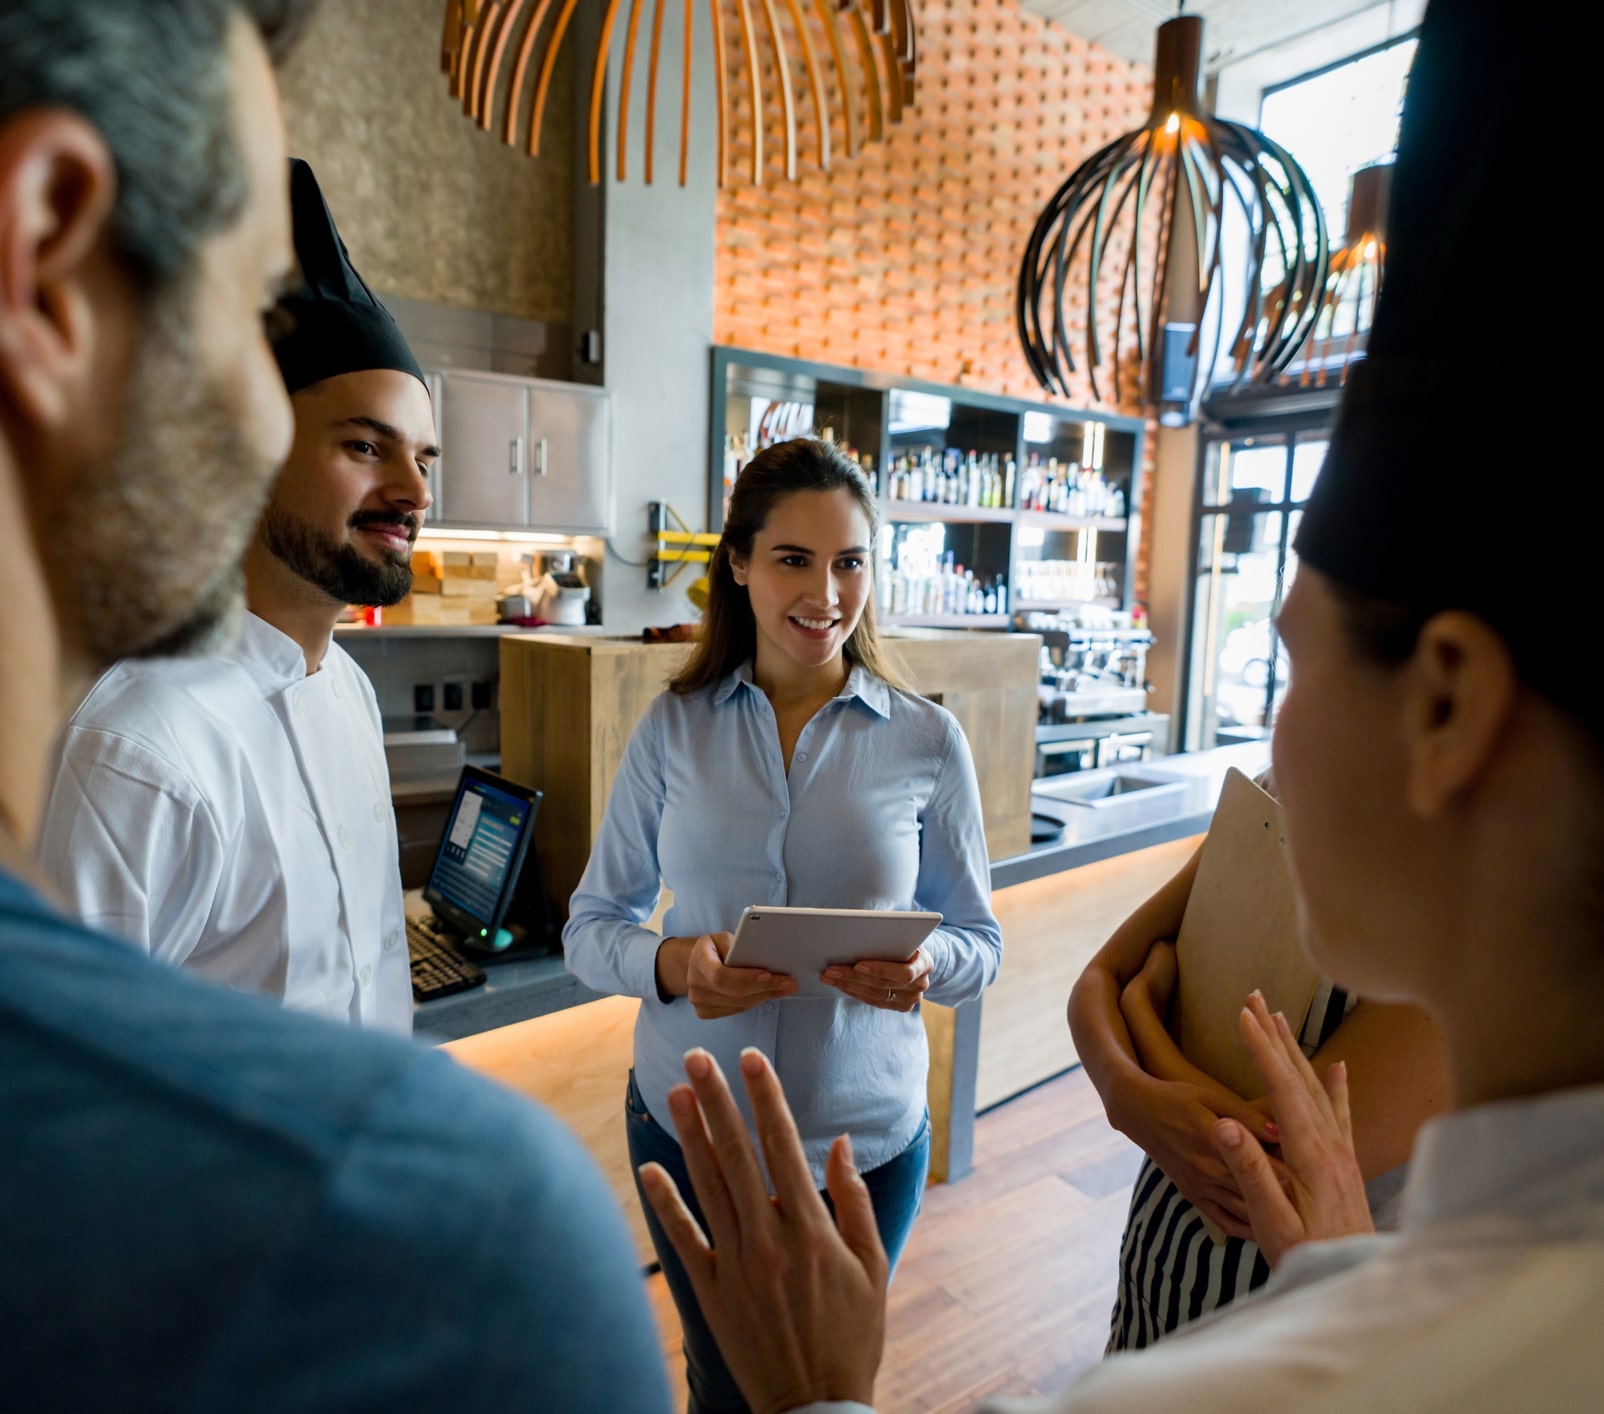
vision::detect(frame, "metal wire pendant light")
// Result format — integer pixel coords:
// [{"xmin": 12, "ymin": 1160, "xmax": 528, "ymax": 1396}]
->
[
  {"xmin": 1286, "ymin": 160, "xmax": 1389, "ymax": 388},
  {"xmin": 1016, "ymin": 12, "xmax": 1328, "ymax": 415},
  {"xmin": 438, "ymin": 0, "xmax": 918, "ymax": 189}
]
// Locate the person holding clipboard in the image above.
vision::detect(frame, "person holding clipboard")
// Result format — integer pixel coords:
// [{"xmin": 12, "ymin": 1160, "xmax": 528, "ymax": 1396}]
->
[
  {"xmin": 563, "ymin": 437, "xmax": 1001, "ymax": 1414},
  {"xmin": 1068, "ymin": 768, "xmax": 1450, "ymax": 1350}
]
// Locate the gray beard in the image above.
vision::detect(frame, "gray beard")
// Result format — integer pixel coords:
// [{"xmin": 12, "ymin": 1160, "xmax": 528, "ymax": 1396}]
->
[{"xmin": 50, "ymin": 283, "xmax": 279, "ymax": 668}]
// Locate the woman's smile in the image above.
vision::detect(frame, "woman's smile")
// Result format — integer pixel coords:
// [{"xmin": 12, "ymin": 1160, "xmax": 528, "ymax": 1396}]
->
[{"xmin": 788, "ymin": 612, "xmax": 840, "ymax": 639}]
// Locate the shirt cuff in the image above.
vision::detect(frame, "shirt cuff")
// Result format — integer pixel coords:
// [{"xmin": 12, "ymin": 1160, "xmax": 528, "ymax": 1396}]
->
[
  {"xmin": 621, "ymin": 924, "xmax": 670, "ymax": 1001},
  {"xmin": 787, "ymin": 1404, "xmax": 877, "ymax": 1414},
  {"xmin": 921, "ymin": 927, "xmax": 955, "ymax": 990}
]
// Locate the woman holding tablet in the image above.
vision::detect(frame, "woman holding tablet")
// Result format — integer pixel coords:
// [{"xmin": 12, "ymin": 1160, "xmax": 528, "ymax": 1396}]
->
[{"xmin": 564, "ymin": 437, "xmax": 1001, "ymax": 1414}]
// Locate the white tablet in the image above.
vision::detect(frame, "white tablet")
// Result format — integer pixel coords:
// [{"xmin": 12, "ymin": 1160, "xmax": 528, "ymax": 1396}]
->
[{"xmin": 725, "ymin": 906, "xmax": 943, "ymax": 999}]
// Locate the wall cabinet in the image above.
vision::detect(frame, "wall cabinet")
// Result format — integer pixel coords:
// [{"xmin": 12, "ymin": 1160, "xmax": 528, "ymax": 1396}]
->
[{"xmin": 427, "ymin": 369, "xmax": 612, "ymax": 535}]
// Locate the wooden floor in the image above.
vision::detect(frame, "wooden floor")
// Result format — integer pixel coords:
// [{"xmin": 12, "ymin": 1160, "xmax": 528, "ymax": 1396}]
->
[{"xmin": 649, "ymin": 1066, "xmax": 1143, "ymax": 1413}]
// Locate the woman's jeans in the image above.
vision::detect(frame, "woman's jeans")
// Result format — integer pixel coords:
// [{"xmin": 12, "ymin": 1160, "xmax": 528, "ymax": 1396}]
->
[{"xmin": 626, "ymin": 1070, "xmax": 931, "ymax": 1414}]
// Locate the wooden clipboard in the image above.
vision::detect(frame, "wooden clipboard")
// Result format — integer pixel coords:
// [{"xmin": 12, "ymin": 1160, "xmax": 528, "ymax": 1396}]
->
[
  {"xmin": 1171, "ymin": 768, "xmax": 1317, "ymax": 1245},
  {"xmin": 1173, "ymin": 768, "xmax": 1318, "ymax": 1102}
]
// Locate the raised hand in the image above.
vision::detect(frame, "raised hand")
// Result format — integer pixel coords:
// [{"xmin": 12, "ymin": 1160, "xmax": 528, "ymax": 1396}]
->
[
  {"xmin": 638, "ymin": 1047, "xmax": 888, "ymax": 1414},
  {"xmin": 1212, "ymin": 990, "xmax": 1374, "ymax": 1267}
]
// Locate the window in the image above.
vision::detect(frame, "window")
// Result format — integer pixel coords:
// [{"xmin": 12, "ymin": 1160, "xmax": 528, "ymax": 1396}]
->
[
  {"xmin": 1260, "ymin": 35, "xmax": 1416, "ymax": 253},
  {"xmin": 1182, "ymin": 36, "xmax": 1418, "ymax": 748},
  {"xmin": 1184, "ymin": 429, "xmax": 1326, "ymax": 750}
]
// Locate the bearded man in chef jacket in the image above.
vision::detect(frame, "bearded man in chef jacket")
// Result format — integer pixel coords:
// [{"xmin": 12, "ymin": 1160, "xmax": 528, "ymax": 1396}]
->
[{"xmin": 36, "ymin": 157, "xmax": 435, "ymax": 1033}]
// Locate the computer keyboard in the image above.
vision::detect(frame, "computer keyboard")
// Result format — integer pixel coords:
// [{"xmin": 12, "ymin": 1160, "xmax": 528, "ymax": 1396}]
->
[{"xmin": 407, "ymin": 914, "xmax": 487, "ymax": 1001}]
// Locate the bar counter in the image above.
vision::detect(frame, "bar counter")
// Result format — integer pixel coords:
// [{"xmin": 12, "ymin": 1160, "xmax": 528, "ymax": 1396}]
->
[{"xmin": 415, "ymin": 740, "xmax": 1269, "ymax": 1043}]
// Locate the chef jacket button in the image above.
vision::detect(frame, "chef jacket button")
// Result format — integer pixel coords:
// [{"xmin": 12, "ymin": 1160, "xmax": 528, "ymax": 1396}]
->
[
  {"xmin": 337, "ymin": 824, "xmax": 352, "ymax": 850},
  {"xmin": 359, "ymin": 963, "xmax": 373, "ymax": 986},
  {"xmin": 384, "ymin": 930, "xmax": 402, "ymax": 952},
  {"xmin": 796, "ymin": 751, "xmax": 807, "ymax": 762},
  {"xmin": 372, "ymin": 801, "xmax": 387, "ymax": 823},
  {"xmin": 764, "ymin": 1002, "xmax": 775, "ymax": 1012}
]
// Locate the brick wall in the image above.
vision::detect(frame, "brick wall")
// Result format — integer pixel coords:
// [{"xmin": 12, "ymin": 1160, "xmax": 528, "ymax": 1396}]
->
[
  {"xmin": 713, "ymin": 0, "xmax": 1152, "ymax": 405},
  {"xmin": 712, "ymin": 0, "xmax": 1160, "ymax": 603}
]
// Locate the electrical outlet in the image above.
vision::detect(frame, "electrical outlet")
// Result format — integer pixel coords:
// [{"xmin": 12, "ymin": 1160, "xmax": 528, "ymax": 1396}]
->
[
  {"xmin": 442, "ymin": 680, "xmax": 464, "ymax": 712},
  {"xmin": 413, "ymin": 683, "xmax": 434, "ymax": 714},
  {"xmin": 471, "ymin": 681, "xmax": 493, "ymax": 710}
]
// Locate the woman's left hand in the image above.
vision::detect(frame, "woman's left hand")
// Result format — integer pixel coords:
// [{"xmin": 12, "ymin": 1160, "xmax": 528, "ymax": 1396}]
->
[{"xmin": 821, "ymin": 950, "xmax": 933, "ymax": 1012}]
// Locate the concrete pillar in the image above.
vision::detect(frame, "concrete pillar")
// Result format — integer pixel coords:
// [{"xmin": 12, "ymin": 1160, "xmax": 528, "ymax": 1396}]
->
[{"xmin": 583, "ymin": 0, "xmax": 719, "ymax": 635}]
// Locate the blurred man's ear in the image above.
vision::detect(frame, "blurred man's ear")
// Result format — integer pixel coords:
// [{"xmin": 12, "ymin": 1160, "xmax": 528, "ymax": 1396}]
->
[{"xmin": 0, "ymin": 110, "xmax": 120, "ymax": 434}]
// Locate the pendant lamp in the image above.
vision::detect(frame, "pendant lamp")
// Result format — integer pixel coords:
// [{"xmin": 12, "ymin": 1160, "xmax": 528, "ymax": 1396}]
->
[
  {"xmin": 1016, "ymin": 12, "xmax": 1327, "ymax": 416},
  {"xmin": 1287, "ymin": 161, "xmax": 1390, "ymax": 387},
  {"xmin": 438, "ymin": 0, "xmax": 918, "ymax": 189}
]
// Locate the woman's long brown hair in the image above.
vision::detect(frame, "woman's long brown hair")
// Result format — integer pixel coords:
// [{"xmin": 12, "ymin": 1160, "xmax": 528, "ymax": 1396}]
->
[{"xmin": 669, "ymin": 437, "xmax": 910, "ymax": 695}]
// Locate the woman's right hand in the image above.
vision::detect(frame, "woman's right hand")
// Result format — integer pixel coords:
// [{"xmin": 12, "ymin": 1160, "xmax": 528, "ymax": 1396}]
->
[
  {"xmin": 657, "ymin": 933, "xmax": 798, "ymax": 1018},
  {"xmin": 1110, "ymin": 1069, "xmax": 1283, "ymax": 1239}
]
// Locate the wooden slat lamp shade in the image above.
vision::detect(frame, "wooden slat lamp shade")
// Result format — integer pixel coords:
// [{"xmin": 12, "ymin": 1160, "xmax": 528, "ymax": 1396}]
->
[{"xmin": 439, "ymin": 0, "xmax": 918, "ymax": 187}]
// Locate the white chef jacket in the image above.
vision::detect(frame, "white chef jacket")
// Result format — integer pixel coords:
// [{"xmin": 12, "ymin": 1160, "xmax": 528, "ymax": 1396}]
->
[
  {"xmin": 807, "ymin": 1082, "xmax": 1604, "ymax": 1414},
  {"xmin": 37, "ymin": 613, "xmax": 411, "ymax": 1033}
]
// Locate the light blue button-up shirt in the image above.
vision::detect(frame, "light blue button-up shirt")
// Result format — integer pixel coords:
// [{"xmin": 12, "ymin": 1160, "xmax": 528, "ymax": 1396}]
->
[{"xmin": 564, "ymin": 661, "xmax": 1002, "ymax": 1181}]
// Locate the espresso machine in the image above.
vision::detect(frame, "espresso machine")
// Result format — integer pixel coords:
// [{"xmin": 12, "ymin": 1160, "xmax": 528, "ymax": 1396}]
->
[{"xmin": 1015, "ymin": 608, "xmax": 1161, "ymax": 777}]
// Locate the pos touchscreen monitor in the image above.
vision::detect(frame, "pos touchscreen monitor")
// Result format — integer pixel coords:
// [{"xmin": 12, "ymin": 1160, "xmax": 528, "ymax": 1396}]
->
[{"xmin": 422, "ymin": 766, "xmax": 542, "ymax": 947}]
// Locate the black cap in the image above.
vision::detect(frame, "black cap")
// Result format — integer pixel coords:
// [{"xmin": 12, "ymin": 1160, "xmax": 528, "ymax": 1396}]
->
[
  {"xmin": 1293, "ymin": 0, "xmax": 1573, "ymax": 703},
  {"xmin": 272, "ymin": 159, "xmax": 426, "ymax": 396}
]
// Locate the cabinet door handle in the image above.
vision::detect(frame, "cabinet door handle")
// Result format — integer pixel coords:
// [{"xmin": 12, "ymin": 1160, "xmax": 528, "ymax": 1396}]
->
[
  {"xmin": 510, "ymin": 437, "xmax": 523, "ymax": 476},
  {"xmin": 535, "ymin": 436, "xmax": 549, "ymax": 476}
]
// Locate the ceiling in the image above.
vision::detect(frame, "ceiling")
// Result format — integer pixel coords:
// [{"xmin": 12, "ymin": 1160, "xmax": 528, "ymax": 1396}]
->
[{"xmin": 1017, "ymin": 0, "xmax": 1417, "ymax": 76}]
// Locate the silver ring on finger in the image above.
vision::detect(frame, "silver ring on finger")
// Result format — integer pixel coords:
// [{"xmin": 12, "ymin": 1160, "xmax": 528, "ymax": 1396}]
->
[{"xmin": 886, "ymin": 989, "xmax": 895, "ymax": 1003}]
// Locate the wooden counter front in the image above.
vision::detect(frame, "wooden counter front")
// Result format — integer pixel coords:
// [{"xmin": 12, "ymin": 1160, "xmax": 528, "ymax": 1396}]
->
[
  {"xmin": 500, "ymin": 634, "xmax": 691, "ymax": 925},
  {"xmin": 499, "ymin": 629, "xmax": 1042, "ymax": 913}
]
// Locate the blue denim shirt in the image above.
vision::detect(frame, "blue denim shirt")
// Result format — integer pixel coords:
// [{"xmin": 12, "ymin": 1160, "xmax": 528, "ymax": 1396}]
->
[
  {"xmin": 564, "ymin": 662, "xmax": 1002, "ymax": 1181},
  {"xmin": 0, "ymin": 870, "xmax": 669, "ymax": 1413}
]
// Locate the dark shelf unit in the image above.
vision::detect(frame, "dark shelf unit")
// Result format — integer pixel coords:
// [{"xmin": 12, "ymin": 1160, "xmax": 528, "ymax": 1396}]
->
[{"xmin": 709, "ymin": 347, "xmax": 1148, "ymax": 626}]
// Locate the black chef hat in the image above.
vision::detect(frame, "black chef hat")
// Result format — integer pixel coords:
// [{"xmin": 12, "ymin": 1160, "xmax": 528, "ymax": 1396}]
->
[
  {"xmin": 272, "ymin": 158, "xmax": 425, "ymax": 397},
  {"xmin": 1293, "ymin": 0, "xmax": 1575, "ymax": 710}
]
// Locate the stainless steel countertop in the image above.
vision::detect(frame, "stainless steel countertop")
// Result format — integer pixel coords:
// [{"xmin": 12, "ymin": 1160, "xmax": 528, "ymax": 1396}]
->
[{"xmin": 990, "ymin": 741, "xmax": 1271, "ymax": 890}]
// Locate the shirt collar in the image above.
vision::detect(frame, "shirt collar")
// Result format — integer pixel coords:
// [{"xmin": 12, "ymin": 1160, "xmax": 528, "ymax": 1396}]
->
[
  {"xmin": 712, "ymin": 660, "xmax": 891, "ymax": 720},
  {"xmin": 218, "ymin": 612, "xmax": 312, "ymax": 693},
  {"xmin": 1401, "ymin": 1082, "xmax": 1604, "ymax": 1233}
]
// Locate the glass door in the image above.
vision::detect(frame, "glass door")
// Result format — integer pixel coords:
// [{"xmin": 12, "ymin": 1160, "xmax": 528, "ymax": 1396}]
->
[{"xmin": 1184, "ymin": 431, "xmax": 1327, "ymax": 750}]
